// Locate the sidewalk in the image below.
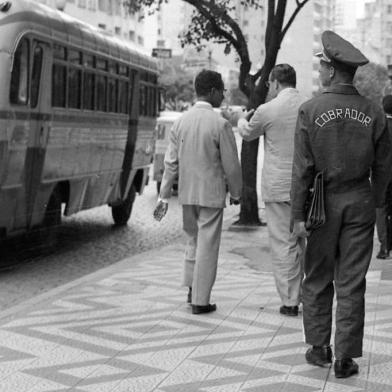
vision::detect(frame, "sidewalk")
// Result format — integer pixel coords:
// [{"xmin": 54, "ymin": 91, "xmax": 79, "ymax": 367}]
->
[{"xmin": 0, "ymin": 215, "xmax": 392, "ymax": 392}]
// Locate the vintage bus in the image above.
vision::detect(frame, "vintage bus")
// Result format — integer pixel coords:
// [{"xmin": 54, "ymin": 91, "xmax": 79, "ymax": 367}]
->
[{"xmin": 0, "ymin": 0, "xmax": 160, "ymax": 241}]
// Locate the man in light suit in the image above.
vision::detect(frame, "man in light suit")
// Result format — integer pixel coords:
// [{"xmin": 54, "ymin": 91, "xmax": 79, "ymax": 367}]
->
[
  {"xmin": 153, "ymin": 69, "xmax": 242, "ymax": 315},
  {"xmin": 237, "ymin": 64, "xmax": 307, "ymax": 317}
]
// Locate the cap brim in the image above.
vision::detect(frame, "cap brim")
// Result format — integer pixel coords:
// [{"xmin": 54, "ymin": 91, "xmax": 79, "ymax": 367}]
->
[{"xmin": 315, "ymin": 50, "xmax": 331, "ymax": 63}]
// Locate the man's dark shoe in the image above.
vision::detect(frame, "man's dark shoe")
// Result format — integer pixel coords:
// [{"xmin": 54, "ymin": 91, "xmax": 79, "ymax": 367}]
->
[
  {"xmin": 279, "ymin": 305, "xmax": 299, "ymax": 317},
  {"xmin": 187, "ymin": 287, "xmax": 192, "ymax": 304},
  {"xmin": 334, "ymin": 358, "xmax": 359, "ymax": 378},
  {"xmin": 376, "ymin": 249, "xmax": 389, "ymax": 259},
  {"xmin": 191, "ymin": 303, "xmax": 217, "ymax": 314},
  {"xmin": 305, "ymin": 345, "xmax": 333, "ymax": 367}
]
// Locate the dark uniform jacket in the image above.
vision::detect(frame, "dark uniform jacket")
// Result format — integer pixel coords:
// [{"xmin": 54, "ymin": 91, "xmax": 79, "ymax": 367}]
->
[{"xmin": 291, "ymin": 84, "xmax": 391, "ymax": 222}]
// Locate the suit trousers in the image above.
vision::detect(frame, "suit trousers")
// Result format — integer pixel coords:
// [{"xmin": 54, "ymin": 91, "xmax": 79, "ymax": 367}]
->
[
  {"xmin": 265, "ymin": 201, "xmax": 304, "ymax": 306},
  {"xmin": 303, "ymin": 186, "xmax": 375, "ymax": 359},
  {"xmin": 182, "ymin": 205, "xmax": 224, "ymax": 306}
]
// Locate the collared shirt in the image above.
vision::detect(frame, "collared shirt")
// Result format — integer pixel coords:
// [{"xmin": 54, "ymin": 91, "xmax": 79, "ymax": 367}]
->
[
  {"xmin": 291, "ymin": 83, "xmax": 391, "ymax": 221},
  {"xmin": 238, "ymin": 88, "xmax": 307, "ymax": 202}
]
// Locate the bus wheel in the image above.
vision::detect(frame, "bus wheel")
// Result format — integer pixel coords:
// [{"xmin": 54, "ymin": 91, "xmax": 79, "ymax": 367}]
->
[
  {"xmin": 112, "ymin": 185, "xmax": 136, "ymax": 226},
  {"xmin": 156, "ymin": 181, "xmax": 161, "ymax": 194},
  {"xmin": 27, "ymin": 187, "xmax": 62, "ymax": 251},
  {"xmin": 44, "ymin": 187, "xmax": 62, "ymax": 228}
]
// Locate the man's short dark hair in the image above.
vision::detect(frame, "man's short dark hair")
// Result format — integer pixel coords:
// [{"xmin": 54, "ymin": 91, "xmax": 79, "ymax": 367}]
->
[
  {"xmin": 270, "ymin": 64, "xmax": 296, "ymax": 87},
  {"xmin": 194, "ymin": 69, "xmax": 224, "ymax": 96},
  {"xmin": 332, "ymin": 60, "xmax": 357, "ymax": 80},
  {"xmin": 383, "ymin": 94, "xmax": 392, "ymax": 115}
]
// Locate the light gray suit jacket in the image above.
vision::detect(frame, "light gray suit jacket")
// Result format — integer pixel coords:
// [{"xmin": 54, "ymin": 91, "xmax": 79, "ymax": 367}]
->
[{"xmin": 160, "ymin": 101, "xmax": 242, "ymax": 208}]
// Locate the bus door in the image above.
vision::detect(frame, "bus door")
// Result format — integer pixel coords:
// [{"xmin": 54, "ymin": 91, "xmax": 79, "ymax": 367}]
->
[
  {"xmin": 23, "ymin": 38, "xmax": 50, "ymax": 229},
  {"xmin": 120, "ymin": 69, "xmax": 138, "ymax": 199}
]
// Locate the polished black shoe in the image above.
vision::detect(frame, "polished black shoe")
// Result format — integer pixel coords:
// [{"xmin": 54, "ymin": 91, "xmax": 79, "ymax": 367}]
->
[
  {"xmin": 334, "ymin": 358, "xmax": 359, "ymax": 378},
  {"xmin": 279, "ymin": 305, "xmax": 299, "ymax": 317},
  {"xmin": 376, "ymin": 249, "xmax": 389, "ymax": 259},
  {"xmin": 191, "ymin": 303, "xmax": 217, "ymax": 314},
  {"xmin": 187, "ymin": 287, "xmax": 192, "ymax": 304},
  {"xmin": 305, "ymin": 345, "xmax": 333, "ymax": 367}
]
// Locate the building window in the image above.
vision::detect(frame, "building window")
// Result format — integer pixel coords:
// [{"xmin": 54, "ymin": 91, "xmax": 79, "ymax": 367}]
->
[
  {"xmin": 115, "ymin": 26, "xmax": 121, "ymax": 35},
  {"xmin": 114, "ymin": 0, "xmax": 121, "ymax": 15},
  {"xmin": 137, "ymin": 36, "xmax": 144, "ymax": 46},
  {"xmin": 157, "ymin": 39, "xmax": 165, "ymax": 47},
  {"xmin": 87, "ymin": 0, "xmax": 96, "ymax": 10},
  {"xmin": 388, "ymin": 5, "xmax": 392, "ymax": 13},
  {"xmin": 98, "ymin": 23, "xmax": 106, "ymax": 30},
  {"xmin": 78, "ymin": 0, "xmax": 86, "ymax": 8},
  {"xmin": 129, "ymin": 30, "xmax": 135, "ymax": 41},
  {"xmin": 98, "ymin": 0, "xmax": 105, "ymax": 12}
]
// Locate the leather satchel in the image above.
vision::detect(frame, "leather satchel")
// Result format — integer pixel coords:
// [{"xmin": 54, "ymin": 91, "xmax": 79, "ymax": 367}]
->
[{"xmin": 305, "ymin": 171, "xmax": 326, "ymax": 230}]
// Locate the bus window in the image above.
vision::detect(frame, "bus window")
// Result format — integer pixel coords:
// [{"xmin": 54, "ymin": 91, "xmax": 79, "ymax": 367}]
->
[
  {"xmin": 118, "ymin": 81, "xmax": 129, "ymax": 114},
  {"xmin": 10, "ymin": 39, "xmax": 29, "ymax": 105},
  {"xmin": 31, "ymin": 44, "xmax": 43, "ymax": 108},
  {"xmin": 96, "ymin": 74, "xmax": 107, "ymax": 111},
  {"xmin": 139, "ymin": 84, "xmax": 147, "ymax": 116},
  {"xmin": 52, "ymin": 63, "xmax": 66, "ymax": 107},
  {"xmin": 108, "ymin": 77, "xmax": 117, "ymax": 112},
  {"xmin": 68, "ymin": 68, "xmax": 81, "ymax": 109},
  {"xmin": 69, "ymin": 49, "xmax": 82, "ymax": 64},
  {"xmin": 83, "ymin": 71, "xmax": 95, "ymax": 110}
]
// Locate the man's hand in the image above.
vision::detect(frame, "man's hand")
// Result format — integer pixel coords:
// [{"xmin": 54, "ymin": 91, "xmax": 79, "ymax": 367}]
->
[
  {"xmin": 230, "ymin": 197, "xmax": 240, "ymax": 205},
  {"xmin": 153, "ymin": 200, "xmax": 168, "ymax": 221},
  {"xmin": 292, "ymin": 221, "xmax": 310, "ymax": 238},
  {"xmin": 244, "ymin": 108, "xmax": 255, "ymax": 121}
]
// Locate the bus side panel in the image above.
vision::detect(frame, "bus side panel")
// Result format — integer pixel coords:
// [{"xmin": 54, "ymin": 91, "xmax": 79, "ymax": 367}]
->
[
  {"xmin": 42, "ymin": 117, "xmax": 127, "ymax": 213},
  {"xmin": 0, "ymin": 116, "xmax": 29, "ymax": 232}
]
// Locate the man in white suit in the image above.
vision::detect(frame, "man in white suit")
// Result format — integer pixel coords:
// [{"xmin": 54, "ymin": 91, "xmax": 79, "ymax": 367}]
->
[
  {"xmin": 154, "ymin": 70, "xmax": 242, "ymax": 314},
  {"xmin": 238, "ymin": 64, "xmax": 306, "ymax": 317}
]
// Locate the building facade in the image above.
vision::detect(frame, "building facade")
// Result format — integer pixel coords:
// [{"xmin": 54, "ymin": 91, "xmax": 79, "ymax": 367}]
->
[
  {"xmin": 276, "ymin": 0, "xmax": 335, "ymax": 98},
  {"xmin": 357, "ymin": 0, "xmax": 392, "ymax": 67},
  {"xmin": 37, "ymin": 0, "xmax": 145, "ymax": 47}
]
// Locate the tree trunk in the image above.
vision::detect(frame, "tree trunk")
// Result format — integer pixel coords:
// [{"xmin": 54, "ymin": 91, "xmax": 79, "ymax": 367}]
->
[{"xmin": 235, "ymin": 138, "xmax": 262, "ymax": 225}]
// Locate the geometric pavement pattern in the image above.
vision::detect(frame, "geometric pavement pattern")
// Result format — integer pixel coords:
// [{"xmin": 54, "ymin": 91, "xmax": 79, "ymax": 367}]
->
[{"xmin": 1, "ymin": 228, "xmax": 392, "ymax": 391}]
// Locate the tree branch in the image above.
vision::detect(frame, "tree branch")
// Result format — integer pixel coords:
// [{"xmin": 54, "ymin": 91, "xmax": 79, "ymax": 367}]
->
[
  {"xmin": 265, "ymin": 0, "xmax": 275, "ymax": 51},
  {"xmin": 184, "ymin": 0, "xmax": 250, "ymax": 68},
  {"xmin": 281, "ymin": 0, "xmax": 310, "ymax": 39}
]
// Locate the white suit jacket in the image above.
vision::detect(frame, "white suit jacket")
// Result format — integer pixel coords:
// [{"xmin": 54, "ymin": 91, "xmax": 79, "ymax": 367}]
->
[
  {"xmin": 160, "ymin": 101, "xmax": 242, "ymax": 208},
  {"xmin": 238, "ymin": 88, "xmax": 307, "ymax": 202}
]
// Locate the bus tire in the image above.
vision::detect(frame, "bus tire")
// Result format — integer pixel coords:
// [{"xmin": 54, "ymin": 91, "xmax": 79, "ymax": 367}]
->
[
  {"xmin": 44, "ymin": 187, "xmax": 62, "ymax": 228},
  {"xmin": 112, "ymin": 185, "xmax": 136, "ymax": 226},
  {"xmin": 27, "ymin": 187, "xmax": 62, "ymax": 251}
]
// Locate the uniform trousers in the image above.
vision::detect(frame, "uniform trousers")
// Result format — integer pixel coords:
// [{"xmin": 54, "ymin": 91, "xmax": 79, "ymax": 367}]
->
[
  {"xmin": 265, "ymin": 201, "xmax": 304, "ymax": 306},
  {"xmin": 303, "ymin": 186, "xmax": 375, "ymax": 359},
  {"xmin": 182, "ymin": 205, "xmax": 223, "ymax": 306},
  {"xmin": 376, "ymin": 207, "xmax": 388, "ymax": 252}
]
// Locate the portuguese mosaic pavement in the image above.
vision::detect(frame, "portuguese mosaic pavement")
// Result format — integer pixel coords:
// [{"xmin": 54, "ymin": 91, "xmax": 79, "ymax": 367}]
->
[{"xmin": 1, "ymin": 222, "xmax": 392, "ymax": 391}]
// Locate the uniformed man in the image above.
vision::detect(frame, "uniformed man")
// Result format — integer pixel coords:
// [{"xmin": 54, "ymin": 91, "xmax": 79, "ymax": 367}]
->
[{"xmin": 291, "ymin": 31, "xmax": 391, "ymax": 378}]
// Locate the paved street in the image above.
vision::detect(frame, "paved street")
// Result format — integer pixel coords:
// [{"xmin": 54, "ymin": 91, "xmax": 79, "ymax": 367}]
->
[
  {"xmin": 0, "ymin": 180, "xmax": 243, "ymax": 312},
  {"xmin": 0, "ymin": 212, "xmax": 391, "ymax": 391}
]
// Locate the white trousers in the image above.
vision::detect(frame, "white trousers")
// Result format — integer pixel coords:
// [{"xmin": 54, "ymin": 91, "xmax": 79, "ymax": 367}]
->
[
  {"xmin": 265, "ymin": 201, "xmax": 304, "ymax": 306},
  {"xmin": 182, "ymin": 205, "xmax": 223, "ymax": 306}
]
